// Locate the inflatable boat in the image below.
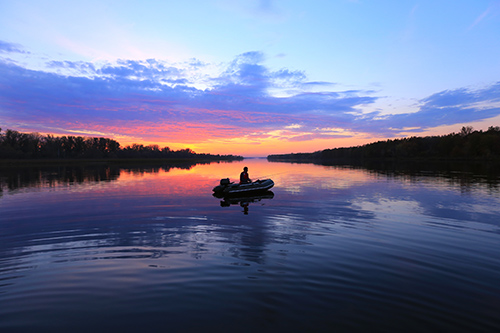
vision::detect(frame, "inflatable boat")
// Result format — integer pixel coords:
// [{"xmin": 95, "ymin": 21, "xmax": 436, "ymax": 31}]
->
[{"xmin": 213, "ymin": 178, "xmax": 274, "ymax": 196}]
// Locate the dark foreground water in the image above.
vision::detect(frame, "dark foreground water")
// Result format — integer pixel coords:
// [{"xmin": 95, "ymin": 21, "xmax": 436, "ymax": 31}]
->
[{"xmin": 1, "ymin": 160, "xmax": 500, "ymax": 332}]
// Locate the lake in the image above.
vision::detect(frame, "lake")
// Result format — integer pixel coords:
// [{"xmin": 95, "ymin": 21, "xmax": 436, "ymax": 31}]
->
[{"xmin": 1, "ymin": 159, "xmax": 500, "ymax": 332}]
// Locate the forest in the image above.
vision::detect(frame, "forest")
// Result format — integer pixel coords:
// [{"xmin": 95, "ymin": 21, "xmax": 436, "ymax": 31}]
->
[
  {"xmin": 268, "ymin": 126, "xmax": 500, "ymax": 163},
  {"xmin": 0, "ymin": 128, "xmax": 242, "ymax": 161}
]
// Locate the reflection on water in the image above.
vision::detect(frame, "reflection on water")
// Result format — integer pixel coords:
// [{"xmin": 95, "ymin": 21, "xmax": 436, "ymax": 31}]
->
[
  {"xmin": 1, "ymin": 159, "xmax": 500, "ymax": 332},
  {"xmin": 0, "ymin": 161, "xmax": 213, "ymax": 195},
  {"xmin": 2, "ymin": 159, "xmax": 499, "ymax": 195},
  {"xmin": 216, "ymin": 191, "xmax": 275, "ymax": 215},
  {"xmin": 301, "ymin": 159, "xmax": 500, "ymax": 194}
]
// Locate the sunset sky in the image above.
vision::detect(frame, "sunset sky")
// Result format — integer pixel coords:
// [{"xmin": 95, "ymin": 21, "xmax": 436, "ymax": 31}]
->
[{"xmin": 1, "ymin": 0, "xmax": 500, "ymax": 156}]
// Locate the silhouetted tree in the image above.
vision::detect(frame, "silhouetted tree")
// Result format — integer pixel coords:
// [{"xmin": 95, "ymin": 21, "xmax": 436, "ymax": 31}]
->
[
  {"xmin": 0, "ymin": 128, "xmax": 242, "ymax": 161},
  {"xmin": 269, "ymin": 126, "xmax": 500, "ymax": 162}
]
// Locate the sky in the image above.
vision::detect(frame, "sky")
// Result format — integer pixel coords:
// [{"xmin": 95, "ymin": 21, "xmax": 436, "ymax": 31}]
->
[{"xmin": 1, "ymin": 0, "xmax": 500, "ymax": 157}]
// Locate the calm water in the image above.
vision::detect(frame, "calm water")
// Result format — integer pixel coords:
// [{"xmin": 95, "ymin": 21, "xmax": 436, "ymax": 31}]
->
[{"xmin": 1, "ymin": 160, "xmax": 500, "ymax": 332}]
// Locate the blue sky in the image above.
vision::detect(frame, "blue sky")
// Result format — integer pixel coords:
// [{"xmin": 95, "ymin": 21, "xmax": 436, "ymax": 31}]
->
[{"xmin": 1, "ymin": 0, "xmax": 499, "ymax": 156}]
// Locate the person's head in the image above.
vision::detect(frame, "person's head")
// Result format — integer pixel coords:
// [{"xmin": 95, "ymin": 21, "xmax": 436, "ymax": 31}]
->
[{"xmin": 243, "ymin": 167, "xmax": 248, "ymax": 172}]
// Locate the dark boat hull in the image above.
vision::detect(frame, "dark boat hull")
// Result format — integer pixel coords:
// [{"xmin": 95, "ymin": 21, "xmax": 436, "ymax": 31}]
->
[{"xmin": 213, "ymin": 179, "xmax": 274, "ymax": 196}]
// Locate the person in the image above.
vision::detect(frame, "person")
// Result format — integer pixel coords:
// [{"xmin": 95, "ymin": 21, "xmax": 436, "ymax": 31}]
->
[
  {"xmin": 240, "ymin": 166, "xmax": 251, "ymax": 184},
  {"xmin": 240, "ymin": 201, "xmax": 249, "ymax": 215}
]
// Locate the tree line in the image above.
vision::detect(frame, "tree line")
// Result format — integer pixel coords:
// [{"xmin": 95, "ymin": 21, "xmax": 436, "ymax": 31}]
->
[
  {"xmin": 0, "ymin": 128, "xmax": 243, "ymax": 161},
  {"xmin": 268, "ymin": 126, "xmax": 500, "ymax": 163}
]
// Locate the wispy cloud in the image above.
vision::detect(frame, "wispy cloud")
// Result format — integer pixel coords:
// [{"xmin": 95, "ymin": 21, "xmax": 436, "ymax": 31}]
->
[
  {"xmin": 469, "ymin": 1, "xmax": 500, "ymax": 30},
  {"xmin": 1, "ymin": 42, "xmax": 500, "ymax": 151},
  {"xmin": 216, "ymin": 0, "xmax": 286, "ymax": 22},
  {"xmin": 0, "ymin": 40, "xmax": 29, "ymax": 54},
  {"xmin": 357, "ymin": 84, "xmax": 500, "ymax": 135}
]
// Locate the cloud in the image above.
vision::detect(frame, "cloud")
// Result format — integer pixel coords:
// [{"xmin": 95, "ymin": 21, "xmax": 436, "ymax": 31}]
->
[
  {"xmin": 216, "ymin": 0, "xmax": 286, "ymax": 22},
  {"xmin": 1, "ymin": 49, "xmax": 500, "ymax": 148},
  {"xmin": 355, "ymin": 83, "xmax": 500, "ymax": 135},
  {"xmin": 0, "ymin": 40, "xmax": 29, "ymax": 54},
  {"xmin": 421, "ymin": 83, "xmax": 500, "ymax": 107},
  {"xmin": 287, "ymin": 133, "xmax": 352, "ymax": 142},
  {"xmin": 469, "ymin": 2, "xmax": 500, "ymax": 30}
]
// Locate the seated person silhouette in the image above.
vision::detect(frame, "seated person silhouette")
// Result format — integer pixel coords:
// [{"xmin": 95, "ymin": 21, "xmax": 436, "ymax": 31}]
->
[{"xmin": 240, "ymin": 166, "xmax": 251, "ymax": 184}]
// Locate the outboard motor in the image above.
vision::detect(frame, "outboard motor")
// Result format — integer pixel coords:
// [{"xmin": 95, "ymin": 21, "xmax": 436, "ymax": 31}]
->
[{"xmin": 213, "ymin": 178, "xmax": 231, "ymax": 195}]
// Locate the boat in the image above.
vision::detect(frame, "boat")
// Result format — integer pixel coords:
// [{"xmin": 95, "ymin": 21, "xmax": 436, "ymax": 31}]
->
[{"xmin": 213, "ymin": 178, "xmax": 274, "ymax": 196}]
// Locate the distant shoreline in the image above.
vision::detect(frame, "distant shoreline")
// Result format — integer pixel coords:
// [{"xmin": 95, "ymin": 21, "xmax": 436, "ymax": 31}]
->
[
  {"xmin": 268, "ymin": 127, "xmax": 500, "ymax": 164},
  {"xmin": 0, "ymin": 157, "xmax": 243, "ymax": 167},
  {"xmin": 267, "ymin": 156, "xmax": 500, "ymax": 163}
]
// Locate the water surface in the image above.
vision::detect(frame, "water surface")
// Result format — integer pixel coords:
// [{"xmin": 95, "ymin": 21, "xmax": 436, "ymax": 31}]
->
[{"xmin": 1, "ymin": 160, "xmax": 500, "ymax": 332}]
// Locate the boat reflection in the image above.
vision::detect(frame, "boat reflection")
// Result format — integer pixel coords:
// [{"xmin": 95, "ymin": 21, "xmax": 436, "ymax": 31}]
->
[{"xmin": 213, "ymin": 191, "xmax": 274, "ymax": 214}]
